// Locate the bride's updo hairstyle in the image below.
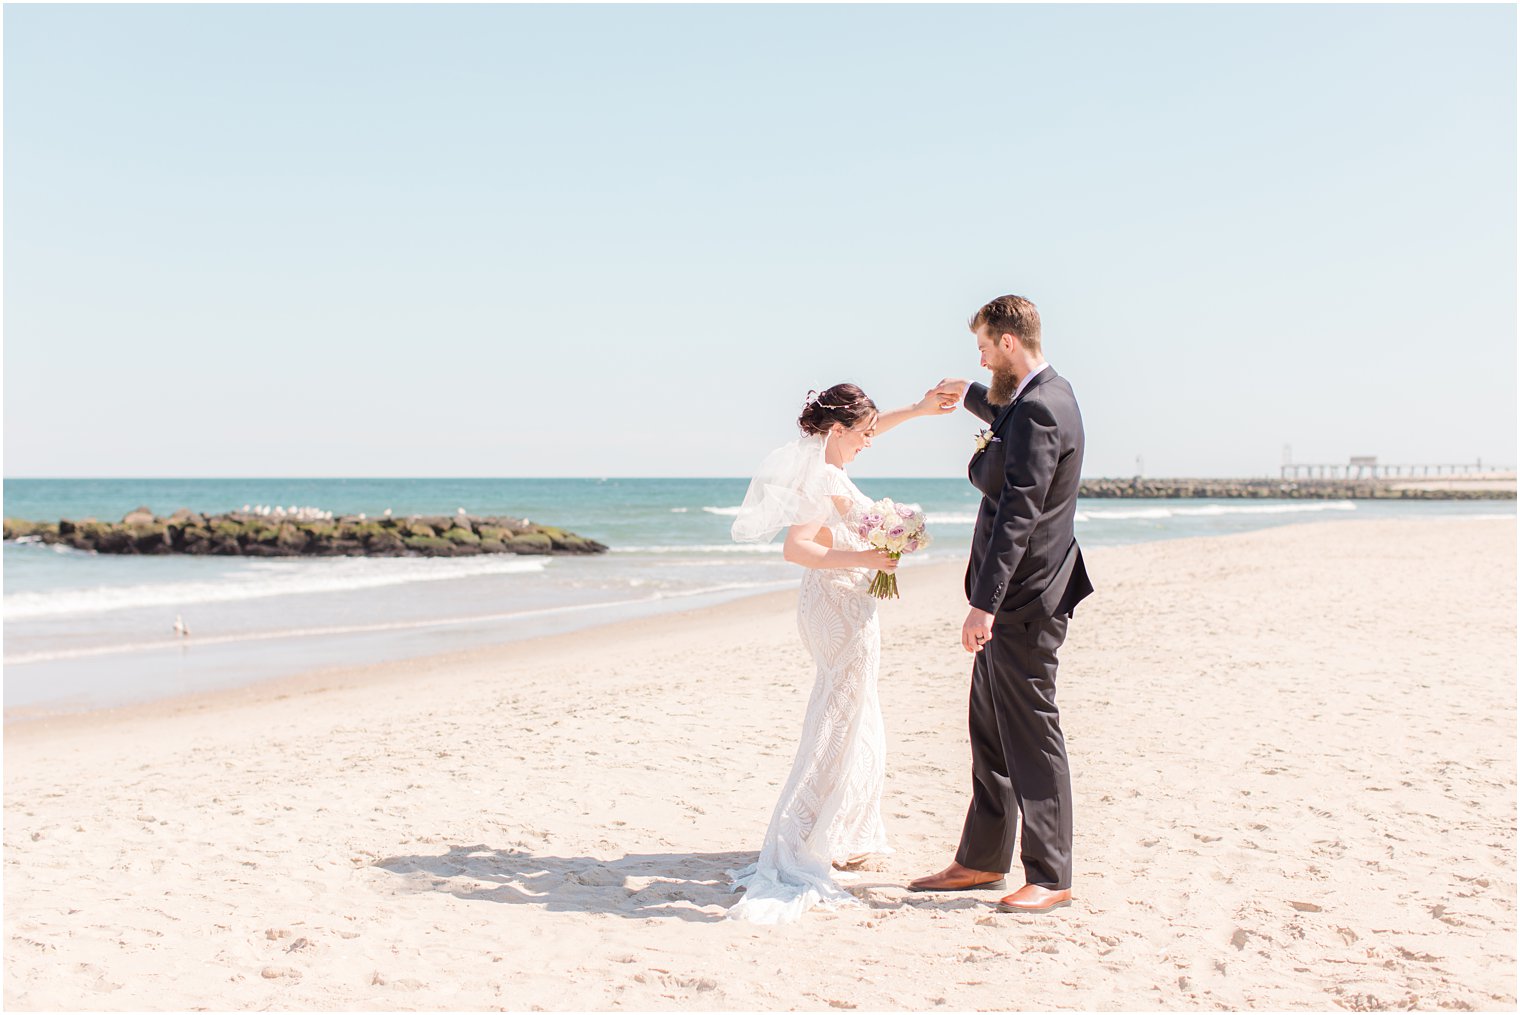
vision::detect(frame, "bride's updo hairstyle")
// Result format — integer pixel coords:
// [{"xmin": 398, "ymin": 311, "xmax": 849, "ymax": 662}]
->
[{"xmin": 798, "ymin": 383, "xmax": 878, "ymax": 437}]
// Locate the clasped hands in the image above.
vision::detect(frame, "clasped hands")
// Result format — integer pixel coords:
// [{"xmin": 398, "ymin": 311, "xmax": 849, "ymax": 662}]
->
[{"xmin": 915, "ymin": 378, "xmax": 971, "ymax": 416}]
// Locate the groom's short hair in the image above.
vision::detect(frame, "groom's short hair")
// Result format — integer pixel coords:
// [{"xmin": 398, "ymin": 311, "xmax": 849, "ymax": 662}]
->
[{"xmin": 970, "ymin": 295, "xmax": 1041, "ymax": 352}]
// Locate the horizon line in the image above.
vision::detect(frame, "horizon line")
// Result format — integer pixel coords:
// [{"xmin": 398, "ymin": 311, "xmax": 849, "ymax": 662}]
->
[{"xmin": 3, "ymin": 473, "xmax": 1326, "ymax": 482}]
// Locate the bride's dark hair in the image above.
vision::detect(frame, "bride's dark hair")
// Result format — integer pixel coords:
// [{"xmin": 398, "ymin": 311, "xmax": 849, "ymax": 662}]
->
[{"xmin": 797, "ymin": 383, "xmax": 878, "ymax": 436}]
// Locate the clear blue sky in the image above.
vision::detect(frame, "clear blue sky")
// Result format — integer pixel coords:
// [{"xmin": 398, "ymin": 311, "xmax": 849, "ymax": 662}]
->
[{"xmin": 4, "ymin": 3, "xmax": 1515, "ymax": 478}]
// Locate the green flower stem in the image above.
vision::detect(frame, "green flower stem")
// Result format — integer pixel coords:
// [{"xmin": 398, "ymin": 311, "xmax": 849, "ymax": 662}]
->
[{"xmin": 869, "ymin": 552, "xmax": 903, "ymax": 600}]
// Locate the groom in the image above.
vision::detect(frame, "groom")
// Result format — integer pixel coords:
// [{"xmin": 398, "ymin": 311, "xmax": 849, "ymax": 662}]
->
[{"xmin": 911, "ymin": 294, "xmax": 1093, "ymax": 913}]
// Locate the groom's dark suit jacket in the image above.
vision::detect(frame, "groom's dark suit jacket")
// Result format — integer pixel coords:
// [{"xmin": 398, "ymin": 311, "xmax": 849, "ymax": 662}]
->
[{"xmin": 964, "ymin": 367, "xmax": 1093, "ymax": 623}]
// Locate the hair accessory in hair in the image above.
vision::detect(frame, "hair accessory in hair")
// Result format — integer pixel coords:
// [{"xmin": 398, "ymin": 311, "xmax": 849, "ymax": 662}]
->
[{"xmin": 805, "ymin": 388, "xmax": 850, "ymax": 411}]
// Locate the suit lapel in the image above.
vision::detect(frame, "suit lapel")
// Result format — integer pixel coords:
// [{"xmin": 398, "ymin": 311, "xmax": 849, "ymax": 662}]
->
[{"xmin": 989, "ymin": 398, "xmax": 1018, "ymax": 435}]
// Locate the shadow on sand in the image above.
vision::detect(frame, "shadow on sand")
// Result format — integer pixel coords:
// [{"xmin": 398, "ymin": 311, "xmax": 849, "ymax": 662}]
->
[
  {"xmin": 372, "ymin": 845, "xmax": 756, "ymax": 922},
  {"xmin": 373, "ymin": 844, "xmax": 997, "ymax": 921}
]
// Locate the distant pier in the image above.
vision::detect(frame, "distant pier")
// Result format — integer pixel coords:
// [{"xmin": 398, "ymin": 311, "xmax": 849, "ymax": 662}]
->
[{"xmin": 1280, "ymin": 457, "xmax": 1507, "ymax": 481}]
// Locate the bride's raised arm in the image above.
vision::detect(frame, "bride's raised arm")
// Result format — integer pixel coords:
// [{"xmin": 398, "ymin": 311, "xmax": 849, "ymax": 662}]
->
[{"xmin": 870, "ymin": 382, "xmax": 963, "ymax": 437}]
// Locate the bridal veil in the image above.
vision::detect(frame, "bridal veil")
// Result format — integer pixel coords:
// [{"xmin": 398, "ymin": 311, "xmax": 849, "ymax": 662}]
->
[{"xmin": 731, "ymin": 434, "xmax": 836, "ymax": 544}]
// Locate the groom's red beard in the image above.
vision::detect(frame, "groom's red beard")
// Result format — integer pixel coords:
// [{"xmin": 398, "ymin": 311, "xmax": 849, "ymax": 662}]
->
[{"xmin": 988, "ymin": 369, "xmax": 1018, "ymax": 406}]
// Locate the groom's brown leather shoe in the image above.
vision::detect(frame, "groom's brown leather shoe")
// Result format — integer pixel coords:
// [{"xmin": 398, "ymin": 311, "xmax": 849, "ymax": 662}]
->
[
  {"xmin": 907, "ymin": 862, "xmax": 1007, "ymax": 893},
  {"xmin": 996, "ymin": 884, "xmax": 1072, "ymax": 913}
]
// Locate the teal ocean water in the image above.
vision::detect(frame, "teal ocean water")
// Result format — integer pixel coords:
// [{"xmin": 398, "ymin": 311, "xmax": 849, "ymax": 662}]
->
[{"xmin": 3, "ymin": 477, "xmax": 1512, "ymax": 717}]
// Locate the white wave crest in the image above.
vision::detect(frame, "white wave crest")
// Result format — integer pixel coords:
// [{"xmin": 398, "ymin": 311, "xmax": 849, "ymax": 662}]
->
[
  {"xmin": 926, "ymin": 512, "xmax": 979, "ymax": 525},
  {"xmin": 612, "ymin": 543, "xmax": 783, "ymax": 554},
  {"xmin": 701, "ymin": 506, "xmax": 743, "ymax": 516},
  {"xmin": 1076, "ymin": 501, "xmax": 1358, "ymax": 522},
  {"xmin": 929, "ymin": 501, "xmax": 1363, "ymax": 525},
  {"xmin": 3, "ymin": 555, "xmax": 552, "ymax": 620}
]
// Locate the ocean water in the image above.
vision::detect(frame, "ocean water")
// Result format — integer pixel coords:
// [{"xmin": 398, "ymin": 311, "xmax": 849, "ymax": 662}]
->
[{"xmin": 3, "ymin": 477, "xmax": 1512, "ymax": 717}]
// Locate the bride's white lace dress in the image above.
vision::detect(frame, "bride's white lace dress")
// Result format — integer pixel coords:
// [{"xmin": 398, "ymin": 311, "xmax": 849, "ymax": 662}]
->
[{"xmin": 727, "ymin": 459, "xmax": 890, "ymax": 924}]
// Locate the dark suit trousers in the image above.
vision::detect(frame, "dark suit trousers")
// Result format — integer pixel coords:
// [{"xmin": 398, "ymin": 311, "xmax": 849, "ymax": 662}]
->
[{"xmin": 954, "ymin": 614, "xmax": 1073, "ymax": 890}]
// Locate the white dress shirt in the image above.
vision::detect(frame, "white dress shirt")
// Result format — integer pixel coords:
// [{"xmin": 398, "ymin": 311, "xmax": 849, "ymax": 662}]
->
[{"xmin": 1011, "ymin": 362, "xmax": 1049, "ymax": 403}]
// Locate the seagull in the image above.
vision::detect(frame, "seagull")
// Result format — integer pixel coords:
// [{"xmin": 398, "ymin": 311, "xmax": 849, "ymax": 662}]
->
[{"xmin": 173, "ymin": 614, "xmax": 190, "ymax": 638}]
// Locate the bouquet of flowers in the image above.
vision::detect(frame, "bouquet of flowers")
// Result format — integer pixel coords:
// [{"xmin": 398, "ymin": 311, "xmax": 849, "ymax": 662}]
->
[{"xmin": 855, "ymin": 498, "xmax": 931, "ymax": 600}]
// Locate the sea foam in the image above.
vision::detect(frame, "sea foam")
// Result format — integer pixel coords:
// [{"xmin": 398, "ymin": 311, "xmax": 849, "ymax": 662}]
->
[
  {"xmin": 3, "ymin": 576, "xmax": 793, "ymax": 666},
  {"xmin": 612, "ymin": 543, "xmax": 783, "ymax": 554},
  {"xmin": 2, "ymin": 555, "xmax": 552, "ymax": 620},
  {"xmin": 1076, "ymin": 501, "xmax": 1358, "ymax": 522}
]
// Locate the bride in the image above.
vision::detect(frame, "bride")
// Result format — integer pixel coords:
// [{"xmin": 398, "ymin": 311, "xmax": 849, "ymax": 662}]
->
[{"xmin": 726, "ymin": 381, "xmax": 955, "ymax": 923}]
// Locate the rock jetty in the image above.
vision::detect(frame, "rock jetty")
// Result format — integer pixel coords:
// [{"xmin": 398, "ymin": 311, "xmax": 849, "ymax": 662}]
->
[
  {"xmin": 1078, "ymin": 478, "xmax": 1515, "ymax": 500},
  {"xmin": 2, "ymin": 507, "xmax": 609, "ymax": 557}
]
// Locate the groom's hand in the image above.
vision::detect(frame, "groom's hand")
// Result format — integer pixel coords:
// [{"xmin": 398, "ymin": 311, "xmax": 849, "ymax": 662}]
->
[
  {"xmin": 933, "ymin": 378, "xmax": 970, "ymax": 409},
  {"xmin": 917, "ymin": 382, "xmax": 961, "ymax": 415},
  {"xmin": 961, "ymin": 607, "xmax": 995, "ymax": 653}
]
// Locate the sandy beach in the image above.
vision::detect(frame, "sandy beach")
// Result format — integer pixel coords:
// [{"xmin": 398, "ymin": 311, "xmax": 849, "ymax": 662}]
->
[{"xmin": 4, "ymin": 516, "xmax": 1514, "ymax": 1011}]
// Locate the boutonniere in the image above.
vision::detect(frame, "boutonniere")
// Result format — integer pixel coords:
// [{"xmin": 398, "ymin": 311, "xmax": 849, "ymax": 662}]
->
[{"xmin": 973, "ymin": 428, "xmax": 1002, "ymax": 453}]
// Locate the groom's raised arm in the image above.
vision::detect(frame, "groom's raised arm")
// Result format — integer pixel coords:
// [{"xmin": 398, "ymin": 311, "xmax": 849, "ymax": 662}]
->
[
  {"xmin": 962, "ymin": 382, "xmax": 998, "ymax": 425},
  {"xmin": 967, "ymin": 401, "xmax": 1060, "ymax": 614}
]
